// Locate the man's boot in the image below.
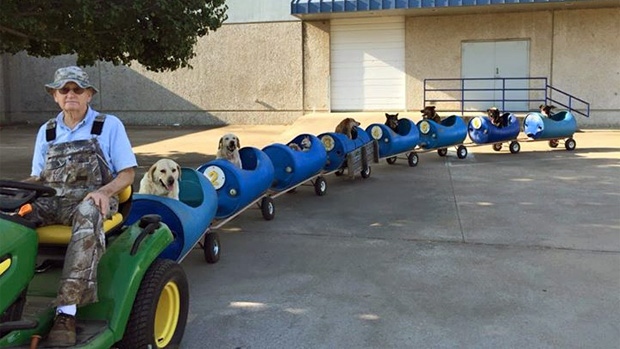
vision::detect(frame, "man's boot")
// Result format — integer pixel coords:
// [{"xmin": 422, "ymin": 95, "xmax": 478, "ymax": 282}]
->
[{"xmin": 47, "ymin": 313, "xmax": 77, "ymax": 347}]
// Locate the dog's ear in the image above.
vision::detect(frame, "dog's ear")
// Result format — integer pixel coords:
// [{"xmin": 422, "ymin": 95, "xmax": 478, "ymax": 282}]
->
[
  {"xmin": 218, "ymin": 137, "xmax": 224, "ymax": 150},
  {"xmin": 395, "ymin": 113, "xmax": 398, "ymax": 117},
  {"xmin": 236, "ymin": 137, "xmax": 240, "ymax": 149},
  {"xmin": 176, "ymin": 164, "xmax": 182, "ymax": 180},
  {"xmin": 148, "ymin": 162, "xmax": 158, "ymax": 181}
]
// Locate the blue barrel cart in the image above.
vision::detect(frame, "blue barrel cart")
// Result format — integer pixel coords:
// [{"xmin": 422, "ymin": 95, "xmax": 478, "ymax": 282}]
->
[
  {"xmin": 197, "ymin": 147, "xmax": 277, "ymax": 226},
  {"xmin": 318, "ymin": 126, "xmax": 378, "ymax": 179},
  {"xmin": 523, "ymin": 110, "xmax": 578, "ymax": 150},
  {"xmin": 126, "ymin": 168, "xmax": 221, "ymax": 263},
  {"xmin": 262, "ymin": 134, "xmax": 329, "ymax": 197},
  {"xmin": 365, "ymin": 118, "xmax": 421, "ymax": 167},
  {"xmin": 416, "ymin": 115, "xmax": 468, "ymax": 159},
  {"xmin": 467, "ymin": 113, "xmax": 521, "ymax": 154}
]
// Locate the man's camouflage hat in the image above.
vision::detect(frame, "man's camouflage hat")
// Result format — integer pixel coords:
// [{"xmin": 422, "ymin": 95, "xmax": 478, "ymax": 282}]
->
[{"xmin": 45, "ymin": 66, "xmax": 98, "ymax": 95}]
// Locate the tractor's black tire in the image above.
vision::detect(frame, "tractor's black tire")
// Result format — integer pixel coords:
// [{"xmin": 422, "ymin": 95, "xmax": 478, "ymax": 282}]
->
[
  {"xmin": 492, "ymin": 143, "xmax": 502, "ymax": 152},
  {"xmin": 549, "ymin": 139, "xmax": 559, "ymax": 148},
  {"xmin": 116, "ymin": 259, "xmax": 189, "ymax": 349},
  {"xmin": 565, "ymin": 138, "xmax": 576, "ymax": 151},
  {"xmin": 386, "ymin": 156, "xmax": 397, "ymax": 165},
  {"xmin": 437, "ymin": 148, "xmax": 448, "ymax": 157}
]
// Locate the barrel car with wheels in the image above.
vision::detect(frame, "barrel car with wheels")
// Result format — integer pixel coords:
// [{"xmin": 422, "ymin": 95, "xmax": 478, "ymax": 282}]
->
[
  {"xmin": 0, "ymin": 180, "xmax": 190, "ymax": 349},
  {"xmin": 417, "ymin": 115, "xmax": 469, "ymax": 159},
  {"xmin": 262, "ymin": 134, "xmax": 329, "ymax": 197},
  {"xmin": 467, "ymin": 112, "xmax": 521, "ymax": 154},
  {"xmin": 318, "ymin": 126, "xmax": 377, "ymax": 179},
  {"xmin": 197, "ymin": 146, "xmax": 276, "ymax": 222},
  {"xmin": 365, "ymin": 118, "xmax": 421, "ymax": 167},
  {"xmin": 523, "ymin": 110, "xmax": 578, "ymax": 151},
  {"xmin": 125, "ymin": 167, "xmax": 220, "ymax": 264}
]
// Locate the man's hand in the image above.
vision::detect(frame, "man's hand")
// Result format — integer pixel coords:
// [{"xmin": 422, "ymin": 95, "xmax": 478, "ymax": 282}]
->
[{"xmin": 84, "ymin": 190, "xmax": 110, "ymax": 216}]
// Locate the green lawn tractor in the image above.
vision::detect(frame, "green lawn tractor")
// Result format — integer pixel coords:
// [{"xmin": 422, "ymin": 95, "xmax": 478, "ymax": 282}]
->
[{"xmin": 0, "ymin": 180, "xmax": 189, "ymax": 348}]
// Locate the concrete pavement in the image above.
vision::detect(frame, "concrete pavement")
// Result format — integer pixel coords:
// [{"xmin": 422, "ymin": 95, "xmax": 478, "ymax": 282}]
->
[{"xmin": 1, "ymin": 114, "xmax": 619, "ymax": 348}]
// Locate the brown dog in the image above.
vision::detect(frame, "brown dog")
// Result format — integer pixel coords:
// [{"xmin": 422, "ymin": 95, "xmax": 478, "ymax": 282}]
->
[
  {"xmin": 335, "ymin": 118, "xmax": 361, "ymax": 139},
  {"xmin": 420, "ymin": 106, "xmax": 441, "ymax": 123},
  {"xmin": 487, "ymin": 107, "xmax": 502, "ymax": 127}
]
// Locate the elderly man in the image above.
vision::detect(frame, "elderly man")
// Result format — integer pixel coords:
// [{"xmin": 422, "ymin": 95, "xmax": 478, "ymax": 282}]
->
[{"xmin": 25, "ymin": 66, "xmax": 137, "ymax": 347}]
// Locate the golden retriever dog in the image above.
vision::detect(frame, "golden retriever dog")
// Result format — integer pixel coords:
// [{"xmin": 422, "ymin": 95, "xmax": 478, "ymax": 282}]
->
[
  {"xmin": 139, "ymin": 158, "xmax": 181, "ymax": 199},
  {"xmin": 335, "ymin": 118, "xmax": 361, "ymax": 139},
  {"xmin": 216, "ymin": 133, "xmax": 242, "ymax": 168}
]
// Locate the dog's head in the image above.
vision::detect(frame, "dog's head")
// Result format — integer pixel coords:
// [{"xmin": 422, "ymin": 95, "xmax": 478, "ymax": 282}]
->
[
  {"xmin": 344, "ymin": 118, "xmax": 361, "ymax": 129},
  {"xmin": 385, "ymin": 113, "xmax": 399, "ymax": 130},
  {"xmin": 420, "ymin": 106, "xmax": 437, "ymax": 119},
  {"xmin": 487, "ymin": 107, "xmax": 500, "ymax": 119},
  {"xmin": 300, "ymin": 136, "xmax": 312, "ymax": 149},
  {"xmin": 539, "ymin": 104, "xmax": 556, "ymax": 116},
  {"xmin": 148, "ymin": 158, "xmax": 181, "ymax": 193},
  {"xmin": 219, "ymin": 133, "xmax": 241, "ymax": 153}
]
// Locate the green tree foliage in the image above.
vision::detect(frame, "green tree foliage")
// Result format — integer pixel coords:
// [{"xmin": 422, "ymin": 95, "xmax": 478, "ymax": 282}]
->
[{"xmin": 0, "ymin": 0, "xmax": 228, "ymax": 72}]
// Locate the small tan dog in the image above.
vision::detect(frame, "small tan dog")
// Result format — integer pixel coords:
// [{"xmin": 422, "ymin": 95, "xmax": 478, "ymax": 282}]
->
[
  {"xmin": 139, "ymin": 158, "xmax": 181, "ymax": 199},
  {"xmin": 216, "ymin": 133, "xmax": 242, "ymax": 168},
  {"xmin": 335, "ymin": 118, "xmax": 361, "ymax": 139}
]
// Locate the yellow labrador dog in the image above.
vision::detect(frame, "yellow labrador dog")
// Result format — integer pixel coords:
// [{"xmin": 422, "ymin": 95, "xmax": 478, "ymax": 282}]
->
[
  {"xmin": 216, "ymin": 133, "xmax": 242, "ymax": 168},
  {"xmin": 139, "ymin": 158, "xmax": 181, "ymax": 199}
]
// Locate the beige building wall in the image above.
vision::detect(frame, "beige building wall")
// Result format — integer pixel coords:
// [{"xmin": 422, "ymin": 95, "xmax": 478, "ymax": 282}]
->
[
  {"xmin": 406, "ymin": 11, "xmax": 553, "ymax": 113},
  {"xmin": 552, "ymin": 7, "xmax": 620, "ymax": 127},
  {"xmin": 3, "ymin": 22, "xmax": 305, "ymax": 126},
  {"xmin": 303, "ymin": 21, "xmax": 331, "ymax": 113}
]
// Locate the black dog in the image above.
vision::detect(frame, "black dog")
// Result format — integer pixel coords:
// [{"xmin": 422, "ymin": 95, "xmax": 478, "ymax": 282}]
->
[
  {"xmin": 385, "ymin": 113, "xmax": 399, "ymax": 132},
  {"xmin": 420, "ymin": 106, "xmax": 441, "ymax": 123},
  {"xmin": 487, "ymin": 107, "xmax": 510, "ymax": 128},
  {"xmin": 539, "ymin": 104, "xmax": 556, "ymax": 117}
]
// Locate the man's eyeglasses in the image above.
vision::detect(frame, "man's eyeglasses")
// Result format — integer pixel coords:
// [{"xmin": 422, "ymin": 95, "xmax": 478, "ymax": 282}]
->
[{"xmin": 57, "ymin": 87, "xmax": 86, "ymax": 95}]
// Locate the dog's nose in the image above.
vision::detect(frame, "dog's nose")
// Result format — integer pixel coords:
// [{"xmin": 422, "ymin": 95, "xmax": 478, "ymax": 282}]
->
[{"xmin": 167, "ymin": 177, "xmax": 175, "ymax": 185}]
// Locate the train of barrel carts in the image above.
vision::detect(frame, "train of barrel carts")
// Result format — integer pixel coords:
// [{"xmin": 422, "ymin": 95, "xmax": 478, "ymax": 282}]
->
[{"xmin": 0, "ymin": 104, "xmax": 583, "ymax": 348}]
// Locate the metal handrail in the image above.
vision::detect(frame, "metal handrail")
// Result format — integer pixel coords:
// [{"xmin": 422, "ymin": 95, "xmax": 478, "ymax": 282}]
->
[{"xmin": 423, "ymin": 77, "xmax": 590, "ymax": 118}]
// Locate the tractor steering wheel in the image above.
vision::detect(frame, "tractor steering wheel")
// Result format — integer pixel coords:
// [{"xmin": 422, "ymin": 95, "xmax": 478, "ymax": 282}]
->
[{"xmin": 0, "ymin": 180, "xmax": 56, "ymax": 212}]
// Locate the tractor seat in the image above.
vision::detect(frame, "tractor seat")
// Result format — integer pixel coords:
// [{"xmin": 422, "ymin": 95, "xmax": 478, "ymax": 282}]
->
[{"xmin": 36, "ymin": 185, "xmax": 133, "ymax": 245}]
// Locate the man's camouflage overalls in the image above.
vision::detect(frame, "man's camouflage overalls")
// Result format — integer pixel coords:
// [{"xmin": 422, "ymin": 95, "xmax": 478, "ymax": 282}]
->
[{"xmin": 25, "ymin": 115, "xmax": 119, "ymax": 306}]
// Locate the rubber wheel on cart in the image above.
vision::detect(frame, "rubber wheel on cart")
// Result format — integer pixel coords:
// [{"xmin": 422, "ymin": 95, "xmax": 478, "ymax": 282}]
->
[
  {"xmin": 549, "ymin": 139, "xmax": 559, "ymax": 148},
  {"xmin": 386, "ymin": 156, "xmax": 397, "ymax": 165},
  {"xmin": 565, "ymin": 138, "xmax": 576, "ymax": 151},
  {"xmin": 492, "ymin": 143, "xmax": 502, "ymax": 152},
  {"xmin": 509, "ymin": 141, "xmax": 521, "ymax": 154},
  {"xmin": 437, "ymin": 148, "xmax": 448, "ymax": 157},
  {"xmin": 334, "ymin": 168, "xmax": 344, "ymax": 177},
  {"xmin": 360, "ymin": 166, "xmax": 371, "ymax": 179},
  {"xmin": 116, "ymin": 259, "xmax": 189, "ymax": 349},
  {"xmin": 203, "ymin": 232, "xmax": 220, "ymax": 264},
  {"xmin": 407, "ymin": 152, "xmax": 419, "ymax": 167},
  {"xmin": 314, "ymin": 176, "xmax": 327, "ymax": 196},
  {"xmin": 456, "ymin": 145, "xmax": 468, "ymax": 159},
  {"xmin": 261, "ymin": 196, "xmax": 275, "ymax": 221}
]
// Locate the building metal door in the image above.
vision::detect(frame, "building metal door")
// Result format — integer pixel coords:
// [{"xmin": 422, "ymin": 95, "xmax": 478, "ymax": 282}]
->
[
  {"xmin": 462, "ymin": 40, "xmax": 529, "ymax": 112},
  {"xmin": 330, "ymin": 17, "xmax": 405, "ymax": 111}
]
